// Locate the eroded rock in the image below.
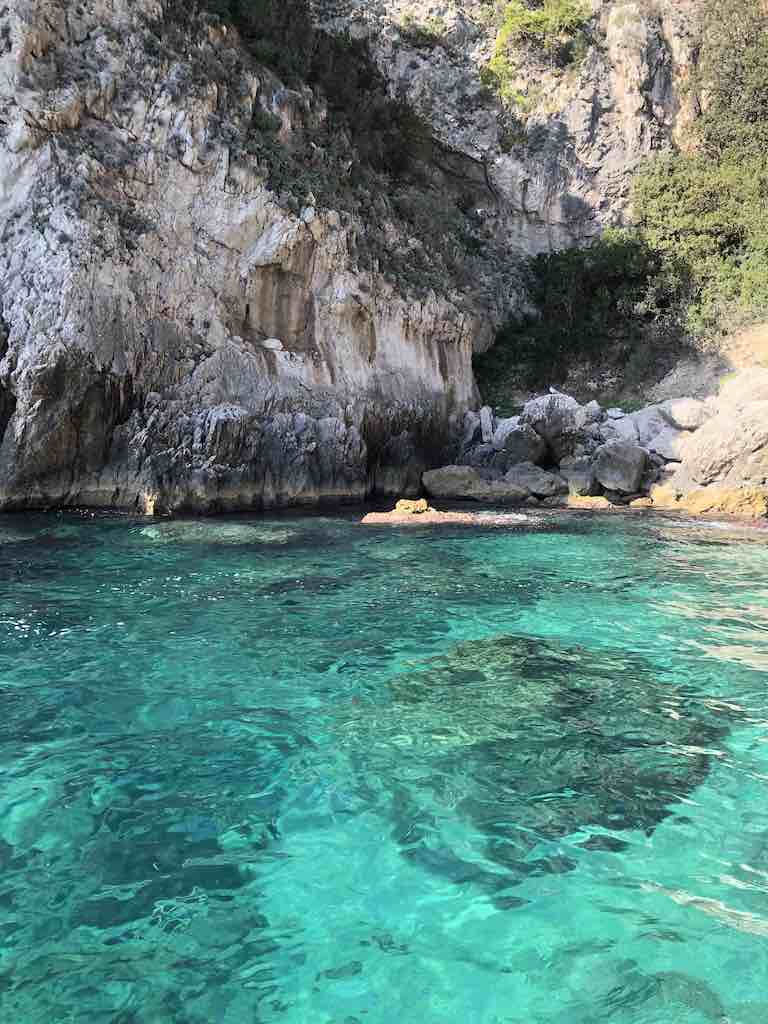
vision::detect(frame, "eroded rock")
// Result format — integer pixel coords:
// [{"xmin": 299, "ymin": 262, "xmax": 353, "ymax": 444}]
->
[{"xmin": 650, "ymin": 485, "xmax": 768, "ymax": 519}]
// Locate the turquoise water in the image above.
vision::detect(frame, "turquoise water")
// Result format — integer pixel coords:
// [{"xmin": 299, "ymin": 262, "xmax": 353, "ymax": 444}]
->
[{"xmin": 1, "ymin": 510, "xmax": 768, "ymax": 1023}]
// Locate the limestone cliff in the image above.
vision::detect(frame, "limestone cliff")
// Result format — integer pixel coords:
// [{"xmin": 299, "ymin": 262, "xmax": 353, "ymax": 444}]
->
[
  {"xmin": 0, "ymin": 0, "xmax": 700, "ymax": 511},
  {"xmin": 329, "ymin": 0, "xmax": 700, "ymax": 259}
]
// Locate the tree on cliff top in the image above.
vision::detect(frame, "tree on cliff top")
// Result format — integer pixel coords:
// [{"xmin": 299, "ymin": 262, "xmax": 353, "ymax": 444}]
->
[{"xmin": 633, "ymin": 0, "xmax": 768, "ymax": 333}]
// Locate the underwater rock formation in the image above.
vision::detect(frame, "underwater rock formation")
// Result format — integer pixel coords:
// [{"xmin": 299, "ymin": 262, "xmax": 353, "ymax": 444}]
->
[{"xmin": 334, "ymin": 632, "xmax": 737, "ymax": 891}]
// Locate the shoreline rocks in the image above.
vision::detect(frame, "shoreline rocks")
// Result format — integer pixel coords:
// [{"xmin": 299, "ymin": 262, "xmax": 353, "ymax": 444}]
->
[
  {"xmin": 425, "ymin": 375, "xmax": 768, "ymax": 520},
  {"xmin": 360, "ymin": 499, "xmax": 530, "ymax": 527}
]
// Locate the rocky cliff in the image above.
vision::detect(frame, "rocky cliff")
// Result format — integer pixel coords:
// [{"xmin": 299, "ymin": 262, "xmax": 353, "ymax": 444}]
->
[{"xmin": 0, "ymin": 0, "xmax": 700, "ymax": 512}]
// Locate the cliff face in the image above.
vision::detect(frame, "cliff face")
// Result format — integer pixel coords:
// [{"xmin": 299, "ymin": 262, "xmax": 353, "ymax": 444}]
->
[
  {"xmin": 0, "ymin": 0, "xmax": 699, "ymax": 511},
  {"xmin": 340, "ymin": 0, "xmax": 700, "ymax": 257}
]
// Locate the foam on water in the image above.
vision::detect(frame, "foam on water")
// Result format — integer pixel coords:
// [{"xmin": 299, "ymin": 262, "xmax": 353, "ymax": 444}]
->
[{"xmin": 1, "ymin": 510, "xmax": 767, "ymax": 1023}]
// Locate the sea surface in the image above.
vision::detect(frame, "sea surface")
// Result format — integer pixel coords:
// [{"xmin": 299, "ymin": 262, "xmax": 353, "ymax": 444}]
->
[{"xmin": 1, "ymin": 509, "xmax": 768, "ymax": 1023}]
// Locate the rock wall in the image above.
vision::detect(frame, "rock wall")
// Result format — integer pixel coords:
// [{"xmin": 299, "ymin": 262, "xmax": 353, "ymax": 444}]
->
[
  {"xmin": 0, "ymin": 0, "xmax": 701, "ymax": 511},
  {"xmin": 0, "ymin": 0, "xmax": 481, "ymax": 511},
  {"xmin": 324, "ymin": 0, "xmax": 701, "ymax": 270}
]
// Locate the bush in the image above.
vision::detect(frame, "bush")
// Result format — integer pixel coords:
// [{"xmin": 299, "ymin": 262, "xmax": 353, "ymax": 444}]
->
[
  {"xmin": 397, "ymin": 13, "xmax": 448, "ymax": 49},
  {"xmin": 474, "ymin": 231, "xmax": 681, "ymax": 402},
  {"xmin": 482, "ymin": 0, "xmax": 591, "ymax": 104},
  {"xmin": 187, "ymin": 0, "xmax": 314, "ymax": 81},
  {"xmin": 632, "ymin": 0, "xmax": 768, "ymax": 335}
]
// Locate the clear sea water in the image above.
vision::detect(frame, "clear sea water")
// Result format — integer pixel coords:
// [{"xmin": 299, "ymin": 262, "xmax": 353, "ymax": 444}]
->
[{"xmin": 1, "ymin": 509, "xmax": 768, "ymax": 1024}]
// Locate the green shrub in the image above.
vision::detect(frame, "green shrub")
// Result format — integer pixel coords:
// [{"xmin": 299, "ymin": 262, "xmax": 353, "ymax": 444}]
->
[
  {"xmin": 483, "ymin": 0, "xmax": 591, "ymax": 104},
  {"xmin": 474, "ymin": 231, "xmax": 682, "ymax": 403},
  {"xmin": 398, "ymin": 13, "xmax": 448, "ymax": 49},
  {"xmin": 632, "ymin": 0, "xmax": 768, "ymax": 335},
  {"xmin": 695, "ymin": 0, "xmax": 768, "ymax": 161}
]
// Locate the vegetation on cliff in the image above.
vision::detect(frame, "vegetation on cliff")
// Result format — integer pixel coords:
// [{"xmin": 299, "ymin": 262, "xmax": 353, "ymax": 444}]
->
[
  {"xmin": 477, "ymin": 0, "xmax": 768, "ymax": 402},
  {"xmin": 633, "ymin": 0, "xmax": 768, "ymax": 334},
  {"xmin": 481, "ymin": 0, "xmax": 591, "ymax": 105},
  {"xmin": 160, "ymin": 0, "xmax": 489, "ymax": 301},
  {"xmin": 474, "ymin": 231, "xmax": 683, "ymax": 409}
]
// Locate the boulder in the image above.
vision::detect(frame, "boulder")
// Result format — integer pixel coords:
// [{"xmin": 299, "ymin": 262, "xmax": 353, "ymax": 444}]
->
[
  {"xmin": 423, "ymin": 465, "xmax": 481, "ymax": 498},
  {"xmin": 422, "ymin": 465, "xmax": 528, "ymax": 504},
  {"xmin": 520, "ymin": 392, "xmax": 587, "ymax": 457},
  {"xmin": 659, "ymin": 398, "xmax": 710, "ymax": 432},
  {"xmin": 462, "ymin": 443, "xmax": 496, "ymax": 467},
  {"xmin": 631, "ymin": 405, "xmax": 669, "ymax": 447},
  {"xmin": 493, "ymin": 421, "xmax": 548, "ymax": 466},
  {"xmin": 394, "ymin": 498, "xmax": 429, "ymax": 514},
  {"xmin": 647, "ymin": 426, "xmax": 685, "ymax": 462},
  {"xmin": 478, "ymin": 480, "xmax": 530, "ymax": 504},
  {"xmin": 480, "ymin": 406, "xmax": 494, "ymax": 443},
  {"xmin": 630, "ymin": 497, "xmax": 654, "ymax": 509},
  {"xmin": 583, "ymin": 400, "xmax": 602, "ymax": 424},
  {"xmin": 679, "ymin": 401, "xmax": 768, "ymax": 487},
  {"xmin": 579, "ymin": 422, "xmax": 607, "ymax": 456},
  {"xmin": 558, "ymin": 456, "xmax": 599, "ymax": 496},
  {"xmin": 567, "ymin": 495, "xmax": 612, "ymax": 510},
  {"xmin": 491, "ymin": 416, "xmax": 519, "ymax": 449},
  {"xmin": 461, "ymin": 410, "xmax": 482, "ymax": 451},
  {"xmin": 593, "ymin": 442, "xmax": 647, "ymax": 494},
  {"xmin": 504, "ymin": 462, "xmax": 568, "ymax": 499},
  {"xmin": 601, "ymin": 415, "xmax": 640, "ymax": 444}
]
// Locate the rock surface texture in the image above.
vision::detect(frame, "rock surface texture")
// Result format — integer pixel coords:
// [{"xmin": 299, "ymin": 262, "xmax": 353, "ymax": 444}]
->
[
  {"xmin": 329, "ymin": 0, "xmax": 701, "ymax": 262},
  {"xmin": 0, "ymin": 0, "xmax": 703, "ymax": 511},
  {"xmin": 429, "ymin": 374, "xmax": 768, "ymax": 518},
  {"xmin": 0, "ymin": 0, "xmax": 480, "ymax": 511}
]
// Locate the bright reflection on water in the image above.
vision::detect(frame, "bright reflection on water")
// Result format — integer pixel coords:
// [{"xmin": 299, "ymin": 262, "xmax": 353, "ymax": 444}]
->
[{"xmin": 1, "ymin": 510, "xmax": 768, "ymax": 1023}]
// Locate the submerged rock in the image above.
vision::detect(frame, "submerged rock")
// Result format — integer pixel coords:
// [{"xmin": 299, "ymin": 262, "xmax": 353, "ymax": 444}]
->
[
  {"xmin": 138, "ymin": 522, "xmax": 299, "ymax": 545},
  {"xmin": 335, "ymin": 633, "xmax": 736, "ymax": 883}
]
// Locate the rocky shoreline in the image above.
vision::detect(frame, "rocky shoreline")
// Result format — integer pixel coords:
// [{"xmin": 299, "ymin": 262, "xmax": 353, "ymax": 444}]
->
[{"xmin": 416, "ymin": 368, "xmax": 768, "ymax": 521}]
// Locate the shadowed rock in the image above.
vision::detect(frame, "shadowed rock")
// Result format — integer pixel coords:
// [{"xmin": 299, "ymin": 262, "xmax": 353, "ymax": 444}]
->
[{"xmin": 593, "ymin": 442, "xmax": 647, "ymax": 494}]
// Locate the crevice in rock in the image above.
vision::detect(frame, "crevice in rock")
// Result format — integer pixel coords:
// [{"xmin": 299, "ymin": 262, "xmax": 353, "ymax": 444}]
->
[{"xmin": 0, "ymin": 386, "xmax": 16, "ymax": 448}]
